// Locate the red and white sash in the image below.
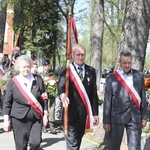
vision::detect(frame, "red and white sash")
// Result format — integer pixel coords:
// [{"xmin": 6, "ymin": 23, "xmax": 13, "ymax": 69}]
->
[
  {"xmin": 69, "ymin": 64, "xmax": 93, "ymax": 131},
  {"xmin": 12, "ymin": 76, "xmax": 44, "ymax": 116},
  {"xmin": 114, "ymin": 70, "xmax": 141, "ymax": 110},
  {"xmin": 0, "ymin": 66, "xmax": 5, "ymax": 74}
]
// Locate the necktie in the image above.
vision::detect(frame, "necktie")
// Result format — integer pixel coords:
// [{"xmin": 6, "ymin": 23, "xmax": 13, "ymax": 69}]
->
[{"xmin": 78, "ymin": 67, "xmax": 83, "ymax": 80}]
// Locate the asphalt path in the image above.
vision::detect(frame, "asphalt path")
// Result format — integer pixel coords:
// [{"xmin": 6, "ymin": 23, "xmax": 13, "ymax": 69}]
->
[{"xmin": 0, "ymin": 113, "xmax": 98, "ymax": 150}]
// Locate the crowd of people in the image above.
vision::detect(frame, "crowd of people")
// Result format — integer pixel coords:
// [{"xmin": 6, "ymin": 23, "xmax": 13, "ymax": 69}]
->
[{"xmin": 0, "ymin": 44, "xmax": 148, "ymax": 150}]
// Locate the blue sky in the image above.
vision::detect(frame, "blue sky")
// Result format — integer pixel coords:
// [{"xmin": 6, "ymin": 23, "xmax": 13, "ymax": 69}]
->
[{"xmin": 73, "ymin": 0, "xmax": 90, "ymax": 39}]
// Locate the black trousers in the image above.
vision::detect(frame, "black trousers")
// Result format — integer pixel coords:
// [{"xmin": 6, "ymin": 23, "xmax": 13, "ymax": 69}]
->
[
  {"xmin": 0, "ymin": 91, "xmax": 5, "ymax": 111},
  {"xmin": 11, "ymin": 109, "xmax": 42, "ymax": 150},
  {"xmin": 108, "ymin": 119, "xmax": 142, "ymax": 150},
  {"xmin": 65, "ymin": 118, "xmax": 86, "ymax": 150}
]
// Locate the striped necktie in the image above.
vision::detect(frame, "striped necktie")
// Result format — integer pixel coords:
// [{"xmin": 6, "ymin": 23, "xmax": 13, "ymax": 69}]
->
[{"xmin": 78, "ymin": 67, "xmax": 83, "ymax": 80}]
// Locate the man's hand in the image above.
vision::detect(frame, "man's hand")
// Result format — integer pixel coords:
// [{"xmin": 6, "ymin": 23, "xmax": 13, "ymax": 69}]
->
[
  {"xmin": 103, "ymin": 123, "xmax": 111, "ymax": 132},
  {"xmin": 142, "ymin": 119, "xmax": 147, "ymax": 128},
  {"xmin": 43, "ymin": 114, "xmax": 48, "ymax": 127},
  {"xmin": 60, "ymin": 93, "xmax": 70, "ymax": 107},
  {"xmin": 93, "ymin": 116, "xmax": 99, "ymax": 126},
  {"xmin": 3, "ymin": 115, "xmax": 10, "ymax": 132}
]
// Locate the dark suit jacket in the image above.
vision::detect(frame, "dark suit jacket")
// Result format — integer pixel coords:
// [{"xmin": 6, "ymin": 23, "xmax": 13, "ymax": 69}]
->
[
  {"xmin": 58, "ymin": 63, "xmax": 99, "ymax": 124},
  {"xmin": 103, "ymin": 69, "xmax": 147, "ymax": 124},
  {"xmin": 2, "ymin": 74, "xmax": 48, "ymax": 119}
]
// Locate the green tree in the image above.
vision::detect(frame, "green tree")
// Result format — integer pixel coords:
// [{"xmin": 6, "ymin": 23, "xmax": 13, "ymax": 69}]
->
[
  {"xmin": 10, "ymin": 0, "xmax": 63, "ymax": 70},
  {"xmin": 102, "ymin": 0, "xmax": 125, "ymax": 70}
]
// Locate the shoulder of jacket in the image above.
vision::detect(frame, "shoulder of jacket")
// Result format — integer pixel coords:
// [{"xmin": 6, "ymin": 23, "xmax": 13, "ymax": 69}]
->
[
  {"xmin": 132, "ymin": 69, "xmax": 143, "ymax": 75},
  {"xmin": 7, "ymin": 78, "xmax": 15, "ymax": 86},
  {"xmin": 105, "ymin": 72, "xmax": 115, "ymax": 79},
  {"xmin": 85, "ymin": 64, "xmax": 95, "ymax": 72},
  {"xmin": 59, "ymin": 66, "xmax": 66, "ymax": 75},
  {"xmin": 33, "ymin": 74, "xmax": 42, "ymax": 80}
]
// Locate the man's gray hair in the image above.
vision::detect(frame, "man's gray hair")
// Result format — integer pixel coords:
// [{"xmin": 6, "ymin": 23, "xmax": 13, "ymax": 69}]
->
[
  {"xmin": 72, "ymin": 44, "xmax": 86, "ymax": 54},
  {"xmin": 118, "ymin": 51, "xmax": 132, "ymax": 61}
]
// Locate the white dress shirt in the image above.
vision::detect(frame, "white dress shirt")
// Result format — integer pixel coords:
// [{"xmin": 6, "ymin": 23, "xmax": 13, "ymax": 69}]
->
[{"xmin": 18, "ymin": 73, "xmax": 35, "ymax": 91}]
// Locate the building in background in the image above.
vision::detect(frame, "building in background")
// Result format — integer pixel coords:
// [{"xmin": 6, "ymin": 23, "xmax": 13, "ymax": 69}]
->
[{"xmin": 3, "ymin": 4, "xmax": 14, "ymax": 55}]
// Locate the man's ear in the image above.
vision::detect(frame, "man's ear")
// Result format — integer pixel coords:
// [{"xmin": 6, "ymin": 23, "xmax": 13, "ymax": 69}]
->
[{"xmin": 117, "ymin": 59, "xmax": 120, "ymax": 64}]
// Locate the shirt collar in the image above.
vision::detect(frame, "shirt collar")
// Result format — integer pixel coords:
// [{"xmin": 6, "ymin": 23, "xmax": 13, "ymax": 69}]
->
[
  {"xmin": 73, "ymin": 62, "xmax": 85, "ymax": 70},
  {"xmin": 118, "ymin": 68, "xmax": 133, "ymax": 76},
  {"xmin": 19, "ymin": 73, "xmax": 34, "ymax": 83}
]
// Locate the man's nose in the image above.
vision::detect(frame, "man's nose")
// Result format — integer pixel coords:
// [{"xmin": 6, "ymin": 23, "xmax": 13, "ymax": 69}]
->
[
  {"xmin": 79, "ymin": 55, "xmax": 82, "ymax": 59},
  {"xmin": 126, "ymin": 63, "xmax": 130, "ymax": 67}
]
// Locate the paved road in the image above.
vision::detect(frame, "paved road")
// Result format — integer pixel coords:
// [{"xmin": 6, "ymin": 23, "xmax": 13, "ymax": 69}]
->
[{"xmin": 0, "ymin": 115, "xmax": 98, "ymax": 150}]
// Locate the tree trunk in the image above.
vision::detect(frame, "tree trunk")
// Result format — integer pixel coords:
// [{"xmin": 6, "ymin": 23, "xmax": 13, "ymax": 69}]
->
[
  {"xmin": 0, "ymin": 0, "xmax": 7, "ymax": 53},
  {"xmin": 90, "ymin": 0, "xmax": 104, "ymax": 90},
  {"xmin": 117, "ymin": 0, "xmax": 150, "ymax": 71}
]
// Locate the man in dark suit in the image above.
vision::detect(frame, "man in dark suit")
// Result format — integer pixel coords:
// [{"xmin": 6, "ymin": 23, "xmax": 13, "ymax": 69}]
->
[
  {"xmin": 58, "ymin": 44, "xmax": 99, "ymax": 150},
  {"xmin": 103, "ymin": 51, "xmax": 147, "ymax": 150}
]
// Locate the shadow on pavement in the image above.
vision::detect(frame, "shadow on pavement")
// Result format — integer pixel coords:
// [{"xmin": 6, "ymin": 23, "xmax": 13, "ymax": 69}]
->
[
  {"xmin": 0, "ymin": 116, "xmax": 4, "ymax": 134},
  {"xmin": 0, "ymin": 128, "xmax": 4, "ymax": 134},
  {"xmin": 41, "ymin": 137, "xmax": 65, "ymax": 148}
]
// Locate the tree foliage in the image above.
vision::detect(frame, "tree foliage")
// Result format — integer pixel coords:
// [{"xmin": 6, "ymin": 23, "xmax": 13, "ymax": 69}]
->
[
  {"xmin": 9, "ymin": 0, "xmax": 64, "ymax": 70},
  {"xmin": 102, "ymin": 0, "xmax": 125, "ymax": 70},
  {"xmin": 2, "ymin": 0, "xmax": 149, "ymax": 71}
]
